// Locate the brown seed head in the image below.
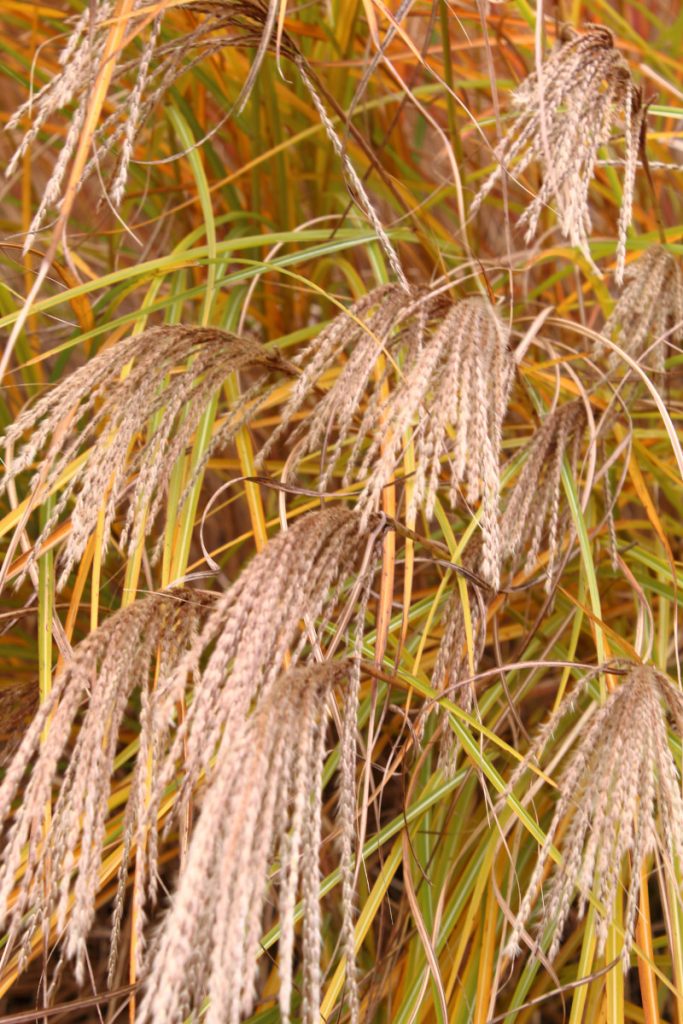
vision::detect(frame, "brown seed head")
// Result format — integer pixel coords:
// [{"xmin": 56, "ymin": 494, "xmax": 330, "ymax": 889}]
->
[
  {"xmin": 505, "ymin": 664, "xmax": 683, "ymax": 964},
  {"xmin": 0, "ymin": 589, "xmax": 207, "ymax": 984},
  {"xmin": 472, "ymin": 26, "xmax": 644, "ymax": 284},
  {"xmin": 602, "ymin": 245, "xmax": 683, "ymax": 375},
  {"xmin": 501, "ymin": 399, "xmax": 587, "ymax": 589},
  {"xmin": 1, "ymin": 325, "xmax": 288, "ymax": 589},
  {"xmin": 137, "ymin": 661, "xmax": 352, "ymax": 1024}
]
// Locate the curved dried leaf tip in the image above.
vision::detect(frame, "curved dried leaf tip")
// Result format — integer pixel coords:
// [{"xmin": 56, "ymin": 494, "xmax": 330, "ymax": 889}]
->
[
  {"xmin": 506, "ymin": 664, "xmax": 683, "ymax": 965},
  {"xmin": 1, "ymin": 325, "xmax": 290, "ymax": 589},
  {"xmin": 0, "ymin": 590, "xmax": 206, "ymax": 985},
  {"xmin": 472, "ymin": 26, "xmax": 644, "ymax": 284},
  {"xmin": 268, "ymin": 291, "xmax": 513, "ymax": 588},
  {"xmin": 137, "ymin": 661, "xmax": 353, "ymax": 1024},
  {"xmin": 602, "ymin": 245, "xmax": 683, "ymax": 373}
]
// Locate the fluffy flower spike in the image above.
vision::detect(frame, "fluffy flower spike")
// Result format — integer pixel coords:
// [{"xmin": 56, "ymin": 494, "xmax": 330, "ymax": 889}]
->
[
  {"xmin": 505, "ymin": 664, "xmax": 683, "ymax": 965},
  {"xmin": 472, "ymin": 26, "xmax": 644, "ymax": 284}
]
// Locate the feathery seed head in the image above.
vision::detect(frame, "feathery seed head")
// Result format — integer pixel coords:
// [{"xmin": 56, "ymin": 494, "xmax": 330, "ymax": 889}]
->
[
  {"xmin": 151, "ymin": 506, "xmax": 383, "ymax": 829},
  {"xmin": 602, "ymin": 245, "xmax": 683, "ymax": 374},
  {"xmin": 472, "ymin": 26, "xmax": 644, "ymax": 284},
  {"xmin": 7, "ymin": 1, "xmax": 294, "ymax": 247},
  {"xmin": 0, "ymin": 505, "xmax": 379, "ymax": 992},
  {"xmin": 267, "ymin": 293, "xmax": 513, "ymax": 588},
  {"xmin": 1, "ymin": 325, "xmax": 289, "ymax": 589},
  {"xmin": 505, "ymin": 664, "xmax": 683, "ymax": 964},
  {"xmin": 0, "ymin": 590, "xmax": 207, "ymax": 983},
  {"xmin": 8, "ymin": 0, "xmax": 405, "ymax": 284},
  {"xmin": 137, "ymin": 661, "xmax": 353, "ymax": 1024},
  {"xmin": 501, "ymin": 399, "xmax": 587, "ymax": 589},
  {"xmin": 142, "ymin": 506, "xmax": 379, "ymax": 1023},
  {"xmin": 257, "ymin": 283, "xmax": 415, "ymax": 474},
  {"xmin": 356, "ymin": 297, "xmax": 512, "ymax": 587}
]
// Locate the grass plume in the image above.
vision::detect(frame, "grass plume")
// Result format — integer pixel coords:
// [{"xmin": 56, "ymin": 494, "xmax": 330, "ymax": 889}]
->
[
  {"xmin": 472, "ymin": 26, "xmax": 644, "ymax": 283},
  {"xmin": 151, "ymin": 506, "xmax": 383, "ymax": 820},
  {"xmin": 0, "ymin": 589, "xmax": 206, "ymax": 983},
  {"xmin": 0, "ymin": 325, "xmax": 290, "ymax": 588},
  {"xmin": 501, "ymin": 399, "xmax": 587, "ymax": 588},
  {"xmin": 3, "ymin": 1, "xmax": 683, "ymax": 1019},
  {"xmin": 505, "ymin": 664, "xmax": 683, "ymax": 964},
  {"xmin": 602, "ymin": 244, "xmax": 683, "ymax": 374},
  {"xmin": 138, "ymin": 660, "xmax": 353, "ymax": 1024},
  {"xmin": 266, "ymin": 293, "xmax": 513, "ymax": 586}
]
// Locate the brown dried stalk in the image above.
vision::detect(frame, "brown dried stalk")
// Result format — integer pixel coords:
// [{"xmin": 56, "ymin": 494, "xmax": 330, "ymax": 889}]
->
[
  {"xmin": 602, "ymin": 245, "xmax": 683, "ymax": 374},
  {"xmin": 506, "ymin": 664, "xmax": 683, "ymax": 964},
  {"xmin": 472, "ymin": 26, "xmax": 644, "ymax": 284},
  {"xmin": 1, "ymin": 325, "xmax": 290, "ymax": 588},
  {"xmin": 137, "ymin": 661, "xmax": 353, "ymax": 1024},
  {"xmin": 0, "ymin": 589, "xmax": 206, "ymax": 983}
]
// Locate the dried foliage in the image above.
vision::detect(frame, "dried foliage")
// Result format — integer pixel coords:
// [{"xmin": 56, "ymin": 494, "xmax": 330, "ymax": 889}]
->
[{"xmin": 3, "ymin": 2, "xmax": 683, "ymax": 1022}]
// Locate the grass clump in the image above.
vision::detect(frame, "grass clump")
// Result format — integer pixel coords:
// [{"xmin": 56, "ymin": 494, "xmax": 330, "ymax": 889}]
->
[{"xmin": 1, "ymin": 2, "xmax": 683, "ymax": 1023}]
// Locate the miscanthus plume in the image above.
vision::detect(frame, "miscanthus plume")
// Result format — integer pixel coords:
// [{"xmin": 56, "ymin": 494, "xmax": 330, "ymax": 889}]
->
[
  {"xmin": 138, "ymin": 661, "xmax": 355, "ymax": 1024},
  {"xmin": 152, "ymin": 506, "xmax": 384, "ymax": 812},
  {"xmin": 266, "ymin": 290, "xmax": 513, "ymax": 587},
  {"xmin": 0, "ymin": 590, "xmax": 206, "ymax": 982},
  {"xmin": 505, "ymin": 664, "xmax": 683, "ymax": 964},
  {"xmin": 501, "ymin": 399, "xmax": 587, "ymax": 588},
  {"xmin": 7, "ymin": 0, "xmax": 405, "ymax": 280},
  {"xmin": 602, "ymin": 245, "xmax": 683, "ymax": 374},
  {"xmin": 6, "ymin": 1, "xmax": 289, "ymax": 246},
  {"xmin": 143, "ymin": 507, "xmax": 382, "ymax": 1023},
  {"xmin": 0, "ymin": 507, "xmax": 382, "ymax": 994},
  {"xmin": 0, "ymin": 325, "xmax": 291, "ymax": 588},
  {"xmin": 472, "ymin": 26, "xmax": 644, "ymax": 284}
]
